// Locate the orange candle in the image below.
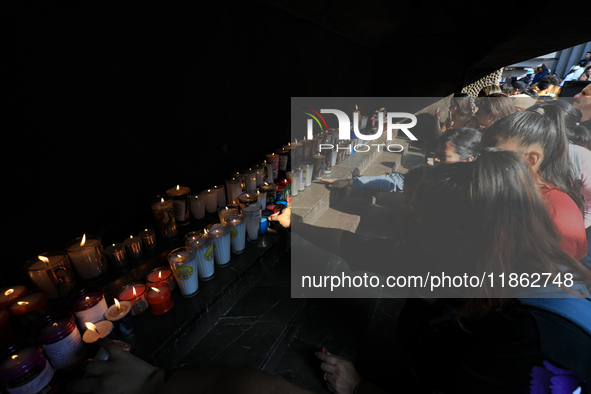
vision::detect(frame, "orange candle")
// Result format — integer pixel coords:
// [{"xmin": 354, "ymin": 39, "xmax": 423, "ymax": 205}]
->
[
  {"xmin": 146, "ymin": 284, "xmax": 173, "ymax": 315},
  {"xmin": 9, "ymin": 292, "xmax": 50, "ymax": 317},
  {"xmin": 0, "ymin": 286, "xmax": 28, "ymax": 308}
]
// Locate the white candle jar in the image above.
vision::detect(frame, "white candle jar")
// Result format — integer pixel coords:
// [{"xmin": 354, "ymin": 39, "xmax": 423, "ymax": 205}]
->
[
  {"xmin": 167, "ymin": 247, "xmax": 199, "ymax": 297},
  {"xmin": 65, "ymin": 235, "xmax": 107, "ymax": 280},
  {"xmin": 206, "ymin": 223, "xmax": 231, "ymax": 267},
  {"xmin": 185, "ymin": 231, "xmax": 215, "ymax": 281},
  {"xmin": 25, "ymin": 252, "xmax": 76, "ymax": 300}
]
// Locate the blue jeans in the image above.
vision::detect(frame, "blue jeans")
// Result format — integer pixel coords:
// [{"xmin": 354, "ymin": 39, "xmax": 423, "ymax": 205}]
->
[{"xmin": 352, "ymin": 173, "xmax": 405, "ymax": 192}]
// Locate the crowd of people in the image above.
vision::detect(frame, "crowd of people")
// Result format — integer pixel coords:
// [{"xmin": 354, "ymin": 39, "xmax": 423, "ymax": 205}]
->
[{"xmin": 67, "ymin": 82, "xmax": 591, "ymax": 394}]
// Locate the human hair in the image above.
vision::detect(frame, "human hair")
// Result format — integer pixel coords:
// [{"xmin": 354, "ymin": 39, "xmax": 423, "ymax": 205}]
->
[
  {"xmin": 537, "ymin": 75, "xmax": 559, "ymax": 91},
  {"xmin": 546, "ymin": 99, "xmax": 591, "ymax": 149},
  {"xmin": 450, "ymin": 94, "xmax": 475, "ymax": 117},
  {"xmin": 477, "ymin": 93, "xmax": 517, "ymax": 122},
  {"xmin": 478, "ymin": 85, "xmax": 502, "ymax": 97},
  {"xmin": 511, "ymin": 80, "xmax": 527, "ymax": 93},
  {"xmin": 403, "ymin": 164, "xmax": 429, "ymax": 190},
  {"xmin": 438, "ymin": 127, "xmax": 481, "ymax": 161},
  {"xmin": 481, "ymin": 102, "xmax": 584, "ymax": 211},
  {"xmin": 413, "ymin": 150, "xmax": 591, "ymax": 318}
]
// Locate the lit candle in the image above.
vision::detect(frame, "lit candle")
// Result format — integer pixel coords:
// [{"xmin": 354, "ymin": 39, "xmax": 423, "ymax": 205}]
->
[
  {"xmin": 213, "ymin": 184, "xmax": 227, "ymax": 207},
  {"xmin": 82, "ymin": 321, "xmax": 114, "ymax": 344},
  {"xmin": 0, "ymin": 347, "xmax": 57, "ymax": 394},
  {"xmin": 227, "ymin": 215, "xmax": 246, "ymax": 254},
  {"xmin": 185, "ymin": 231, "xmax": 215, "ymax": 280},
  {"xmin": 291, "ymin": 168, "xmax": 303, "ymax": 196},
  {"xmin": 104, "ymin": 299, "xmax": 133, "ymax": 336},
  {"xmin": 266, "ymin": 153, "xmax": 279, "ymax": 180},
  {"xmin": 242, "ymin": 203, "xmax": 262, "ymax": 242},
  {"xmin": 37, "ymin": 313, "xmax": 86, "ymax": 371},
  {"xmin": 168, "ymin": 247, "xmax": 199, "ymax": 297},
  {"xmin": 138, "ymin": 229, "xmax": 157, "ymax": 250},
  {"xmin": 190, "ymin": 195, "xmax": 206, "ymax": 219},
  {"xmin": 304, "ymin": 162, "xmax": 313, "ymax": 187},
  {"xmin": 123, "ymin": 235, "xmax": 143, "ymax": 259},
  {"xmin": 25, "ymin": 253, "xmax": 76, "ymax": 300},
  {"xmin": 256, "ymin": 189, "xmax": 267, "ymax": 209},
  {"xmin": 207, "ymin": 223, "xmax": 231, "ymax": 267},
  {"xmin": 259, "ymin": 183, "xmax": 277, "ymax": 207},
  {"xmin": 9, "ymin": 292, "xmax": 51, "ymax": 318},
  {"xmin": 217, "ymin": 205, "xmax": 239, "ymax": 226},
  {"xmin": 245, "ymin": 168, "xmax": 257, "ymax": 193},
  {"xmin": 104, "ymin": 243, "xmax": 127, "ymax": 268},
  {"xmin": 200, "ymin": 189, "xmax": 217, "ymax": 213},
  {"xmin": 0, "ymin": 286, "xmax": 28, "ymax": 308},
  {"xmin": 262, "ymin": 160, "xmax": 274, "ymax": 183},
  {"xmin": 118, "ymin": 284, "xmax": 149, "ymax": 315},
  {"xmin": 238, "ymin": 192, "xmax": 258, "ymax": 207},
  {"xmin": 146, "ymin": 266, "xmax": 176, "ymax": 291},
  {"xmin": 166, "ymin": 185, "xmax": 191, "ymax": 225},
  {"xmin": 292, "ymin": 139, "xmax": 303, "ymax": 165},
  {"xmin": 254, "ymin": 164, "xmax": 264, "ymax": 186},
  {"xmin": 146, "ymin": 284, "xmax": 174, "ymax": 315},
  {"xmin": 71, "ymin": 287, "xmax": 108, "ymax": 327},
  {"xmin": 225, "ymin": 178, "xmax": 242, "ymax": 205},
  {"xmin": 150, "ymin": 197, "xmax": 178, "ymax": 239},
  {"xmin": 65, "ymin": 234, "xmax": 107, "ymax": 279}
]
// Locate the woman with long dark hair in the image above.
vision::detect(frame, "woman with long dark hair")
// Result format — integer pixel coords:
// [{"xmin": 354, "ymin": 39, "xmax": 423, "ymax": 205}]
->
[{"xmin": 481, "ymin": 102, "xmax": 587, "ymax": 260}]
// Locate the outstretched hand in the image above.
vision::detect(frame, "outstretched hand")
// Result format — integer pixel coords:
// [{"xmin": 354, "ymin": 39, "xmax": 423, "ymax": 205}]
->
[
  {"xmin": 318, "ymin": 179, "xmax": 351, "ymax": 189},
  {"xmin": 269, "ymin": 207, "xmax": 292, "ymax": 229},
  {"xmin": 315, "ymin": 351, "xmax": 361, "ymax": 394},
  {"xmin": 69, "ymin": 338, "xmax": 164, "ymax": 394}
]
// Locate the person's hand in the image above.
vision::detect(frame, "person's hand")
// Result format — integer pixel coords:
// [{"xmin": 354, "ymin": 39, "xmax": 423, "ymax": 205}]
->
[
  {"xmin": 269, "ymin": 207, "xmax": 292, "ymax": 229},
  {"xmin": 318, "ymin": 179, "xmax": 351, "ymax": 189},
  {"xmin": 315, "ymin": 351, "xmax": 361, "ymax": 394},
  {"xmin": 69, "ymin": 338, "xmax": 164, "ymax": 394}
]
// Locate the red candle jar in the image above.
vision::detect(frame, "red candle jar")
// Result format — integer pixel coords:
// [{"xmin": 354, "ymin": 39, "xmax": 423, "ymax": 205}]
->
[
  {"xmin": 70, "ymin": 287, "xmax": 108, "ymax": 328},
  {"xmin": 118, "ymin": 284, "xmax": 149, "ymax": 316},
  {"xmin": 146, "ymin": 266, "xmax": 176, "ymax": 292},
  {"xmin": 0, "ymin": 286, "xmax": 28, "ymax": 308},
  {"xmin": 146, "ymin": 283, "xmax": 174, "ymax": 315},
  {"xmin": 0, "ymin": 308, "xmax": 16, "ymax": 348},
  {"xmin": 9, "ymin": 292, "xmax": 51, "ymax": 318},
  {"xmin": 0, "ymin": 346, "xmax": 58, "ymax": 394}
]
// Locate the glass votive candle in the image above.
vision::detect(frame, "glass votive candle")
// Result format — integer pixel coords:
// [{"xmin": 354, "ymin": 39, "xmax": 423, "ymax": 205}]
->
[
  {"xmin": 292, "ymin": 168, "xmax": 303, "ymax": 194},
  {"xmin": 266, "ymin": 153, "xmax": 279, "ymax": 180},
  {"xmin": 218, "ymin": 205, "xmax": 239, "ymax": 226},
  {"xmin": 104, "ymin": 299, "xmax": 133, "ymax": 336},
  {"xmin": 25, "ymin": 252, "xmax": 76, "ymax": 300},
  {"xmin": 166, "ymin": 185, "xmax": 191, "ymax": 225},
  {"xmin": 65, "ymin": 234, "xmax": 108, "ymax": 280},
  {"xmin": 35, "ymin": 312, "xmax": 86, "ymax": 371},
  {"xmin": 259, "ymin": 183, "xmax": 277, "ymax": 207},
  {"xmin": 0, "ymin": 346, "xmax": 58, "ymax": 394},
  {"xmin": 227, "ymin": 215, "xmax": 246, "ymax": 254},
  {"xmin": 245, "ymin": 168, "xmax": 257, "ymax": 193},
  {"xmin": 0, "ymin": 286, "xmax": 28, "ymax": 309},
  {"xmin": 256, "ymin": 189, "xmax": 267, "ymax": 210},
  {"xmin": 206, "ymin": 223, "xmax": 231, "ymax": 267},
  {"xmin": 254, "ymin": 163, "xmax": 264, "ymax": 186},
  {"xmin": 118, "ymin": 284, "xmax": 149, "ymax": 315},
  {"xmin": 213, "ymin": 184, "xmax": 227, "ymax": 207},
  {"xmin": 168, "ymin": 247, "xmax": 199, "ymax": 297},
  {"xmin": 138, "ymin": 229, "xmax": 157, "ymax": 250},
  {"xmin": 304, "ymin": 162, "xmax": 313, "ymax": 187},
  {"xmin": 200, "ymin": 189, "xmax": 218, "ymax": 213},
  {"xmin": 190, "ymin": 195, "xmax": 205, "ymax": 220},
  {"xmin": 104, "ymin": 243, "xmax": 127, "ymax": 268},
  {"xmin": 146, "ymin": 283, "xmax": 174, "ymax": 315},
  {"xmin": 123, "ymin": 235, "xmax": 143, "ymax": 259},
  {"xmin": 150, "ymin": 196, "xmax": 178, "ymax": 239},
  {"xmin": 146, "ymin": 266, "xmax": 176, "ymax": 291},
  {"xmin": 225, "ymin": 177, "xmax": 242, "ymax": 205},
  {"xmin": 238, "ymin": 192, "xmax": 258, "ymax": 208},
  {"xmin": 185, "ymin": 231, "xmax": 215, "ymax": 281},
  {"xmin": 242, "ymin": 203, "xmax": 262, "ymax": 242},
  {"xmin": 82, "ymin": 320, "xmax": 114, "ymax": 344},
  {"xmin": 70, "ymin": 287, "xmax": 108, "ymax": 328},
  {"xmin": 9, "ymin": 292, "xmax": 52, "ymax": 321},
  {"xmin": 262, "ymin": 160, "xmax": 274, "ymax": 183}
]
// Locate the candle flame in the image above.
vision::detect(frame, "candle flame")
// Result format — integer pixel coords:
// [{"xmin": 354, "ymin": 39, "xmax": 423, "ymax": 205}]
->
[
  {"xmin": 114, "ymin": 298, "xmax": 121, "ymax": 311},
  {"xmin": 129, "ymin": 235, "xmax": 133, "ymax": 239},
  {"xmin": 356, "ymin": 104, "xmax": 358, "ymax": 110},
  {"xmin": 85, "ymin": 296, "xmax": 90, "ymax": 302},
  {"xmin": 151, "ymin": 287, "xmax": 161, "ymax": 294},
  {"xmin": 132, "ymin": 287, "xmax": 137, "ymax": 297},
  {"xmin": 17, "ymin": 301, "xmax": 29, "ymax": 306},
  {"xmin": 295, "ymin": 138, "xmax": 298, "ymax": 143},
  {"xmin": 158, "ymin": 271, "xmax": 162, "ymax": 280},
  {"xmin": 11, "ymin": 355, "xmax": 18, "ymax": 360},
  {"xmin": 161, "ymin": 197, "xmax": 165, "ymax": 203},
  {"xmin": 204, "ymin": 229, "xmax": 209, "ymax": 235},
  {"xmin": 176, "ymin": 185, "xmax": 180, "ymax": 191},
  {"xmin": 4, "ymin": 289, "xmax": 14, "ymax": 296},
  {"xmin": 53, "ymin": 322, "xmax": 58, "ymax": 327},
  {"xmin": 38, "ymin": 256, "xmax": 50, "ymax": 265},
  {"xmin": 85, "ymin": 322, "xmax": 99, "ymax": 333},
  {"xmin": 80, "ymin": 234, "xmax": 87, "ymax": 247}
]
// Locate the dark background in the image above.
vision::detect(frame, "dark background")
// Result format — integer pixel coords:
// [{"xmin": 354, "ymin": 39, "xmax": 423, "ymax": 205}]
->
[{"xmin": 3, "ymin": 1, "xmax": 591, "ymax": 284}]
